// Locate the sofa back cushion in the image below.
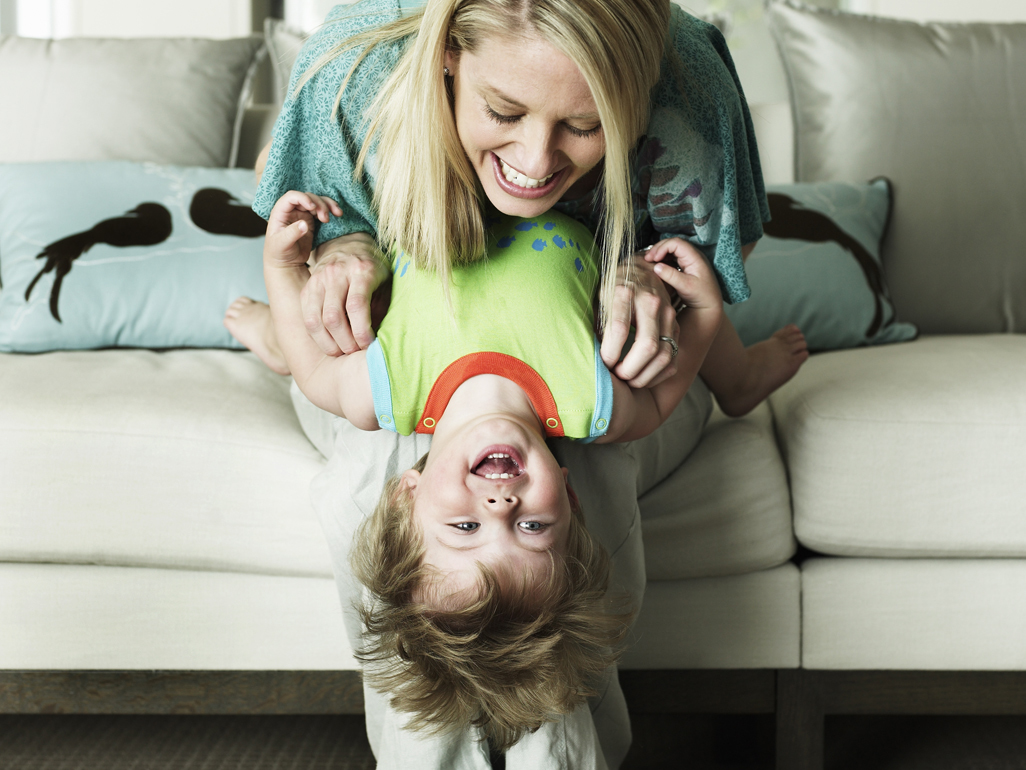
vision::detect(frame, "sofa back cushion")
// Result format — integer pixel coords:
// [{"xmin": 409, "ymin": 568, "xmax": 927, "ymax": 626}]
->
[
  {"xmin": 0, "ymin": 35, "xmax": 265, "ymax": 168},
  {"xmin": 767, "ymin": 1, "xmax": 1026, "ymax": 334}
]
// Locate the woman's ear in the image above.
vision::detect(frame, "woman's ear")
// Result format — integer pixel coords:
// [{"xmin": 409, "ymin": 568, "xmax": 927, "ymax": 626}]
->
[{"xmin": 444, "ymin": 49, "xmax": 457, "ymax": 73}]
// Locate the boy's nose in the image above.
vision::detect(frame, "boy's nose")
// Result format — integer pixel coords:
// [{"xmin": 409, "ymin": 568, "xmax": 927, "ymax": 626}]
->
[{"xmin": 484, "ymin": 494, "xmax": 519, "ymax": 509}]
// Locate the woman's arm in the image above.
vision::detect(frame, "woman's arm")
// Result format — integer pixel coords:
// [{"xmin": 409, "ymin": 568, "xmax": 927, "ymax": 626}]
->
[
  {"xmin": 598, "ymin": 239, "xmax": 723, "ymax": 444},
  {"xmin": 252, "ymin": 5, "xmax": 404, "ymax": 356},
  {"xmin": 301, "ymin": 232, "xmax": 391, "ymax": 355},
  {"xmin": 599, "ymin": 253, "xmax": 682, "ymax": 390},
  {"xmin": 262, "ymin": 192, "xmax": 378, "ymax": 430},
  {"xmin": 257, "ymin": 135, "xmax": 391, "ymax": 357}
]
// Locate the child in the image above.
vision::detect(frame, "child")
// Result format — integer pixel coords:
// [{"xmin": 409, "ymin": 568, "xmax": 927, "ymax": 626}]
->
[{"xmin": 257, "ymin": 190, "xmax": 724, "ymax": 750}]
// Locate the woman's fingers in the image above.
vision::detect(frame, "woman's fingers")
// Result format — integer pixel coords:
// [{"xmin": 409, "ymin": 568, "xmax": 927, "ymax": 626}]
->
[
  {"xmin": 299, "ymin": 247, "xmax": 388, "ymax": 356},
  {"xmin": 599, "ymin": 281, "xmax": 634, "ymax": 369},
  {"xmin": 615, "ymin": 286, "xmax": 678, "ymax": 387},
  {"xmin": 344, "ymin": 259, "xmax": 384, "ymax": 350},
  {"xmin": 299, "ymin": 271, "xmax": 346, "ymax": 356},
  {"xmin": 608, "ymin": 257, "xmax": 680, "ymax": 388},
  {"xmin": 621, "ymin": 314, "xmax": 680, "ymax": 388}
]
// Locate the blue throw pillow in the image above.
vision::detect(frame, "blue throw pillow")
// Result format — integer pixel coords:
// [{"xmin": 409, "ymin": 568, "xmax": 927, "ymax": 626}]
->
[
  {"xmin": 725, "ymin": 178, "xmax": 918, "ymax": 351},
  {"xmin": 0, "ymin": 161, "xmax": 268, "ymax": 352}
]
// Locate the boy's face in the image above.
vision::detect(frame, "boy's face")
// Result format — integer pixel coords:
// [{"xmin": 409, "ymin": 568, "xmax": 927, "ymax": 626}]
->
[{"xmin": 402, "ymin": 413, "xmax": 575, "ymax": 599}]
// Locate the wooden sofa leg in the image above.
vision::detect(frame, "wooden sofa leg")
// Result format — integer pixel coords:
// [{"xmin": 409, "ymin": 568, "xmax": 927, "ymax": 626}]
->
[{"xmin": 776, "ymin": 670, "xmax": 823, "ymax": 770}]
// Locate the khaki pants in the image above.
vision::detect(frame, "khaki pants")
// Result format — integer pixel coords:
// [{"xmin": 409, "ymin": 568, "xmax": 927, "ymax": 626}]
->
[{"xmin": 291, "ymin": 379, "xmax": 711, "ymax": 769}]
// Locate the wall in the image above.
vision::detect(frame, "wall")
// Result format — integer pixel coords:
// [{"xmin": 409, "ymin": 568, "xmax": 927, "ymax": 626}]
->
[
  {"xmin": 844, "ymin": 0, "xmax": 1026, "ymax": 21},
  {"xmin": 3, "ymin": 0, "xmax": 268, "ymax": 37}
]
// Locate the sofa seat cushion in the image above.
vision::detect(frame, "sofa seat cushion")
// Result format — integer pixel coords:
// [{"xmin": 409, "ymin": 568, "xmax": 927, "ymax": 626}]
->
[
  {"xmin": 0, "ymin": 350, "xmax": 332, "ymax": 577},
  {"xmin": 803, "ymin": 558, "xmax": 1026, "ymax": 670},
  {"xmin": 638, "ymin": 403, "xmax": 795, "ymax": 580},
  {"xmin": 0, "ymin": 564, "xmax": 354, "ymax": 670},
  {"xmin": 621, "ymin": 564, "xmax": 800, "ymax": 670},
  {"xmin": 771, "ymin": 335, "xmax": 1026, "ymax": 556}
]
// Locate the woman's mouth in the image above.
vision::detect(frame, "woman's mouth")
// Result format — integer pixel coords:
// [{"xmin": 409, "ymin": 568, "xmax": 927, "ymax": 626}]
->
[{"xmin": 491, "ymin": 154, "xmax": 563, "ymax": 199}]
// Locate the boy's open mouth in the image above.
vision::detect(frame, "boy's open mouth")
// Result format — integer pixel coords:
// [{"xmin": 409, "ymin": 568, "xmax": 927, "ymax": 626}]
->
[{"xmin": 472, "ymin": 447, "xmax": 524, "ymax": 480}]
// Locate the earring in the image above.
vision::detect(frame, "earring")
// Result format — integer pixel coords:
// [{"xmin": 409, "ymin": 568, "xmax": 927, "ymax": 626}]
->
[{"xmin": 444, "ymin": 66, "xmax": 451, "ymax": 76}]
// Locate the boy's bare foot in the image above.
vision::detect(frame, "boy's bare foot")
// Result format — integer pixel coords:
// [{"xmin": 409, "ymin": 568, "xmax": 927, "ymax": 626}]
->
[
  {"xmin": 715, "ymin": 324, "xmax": 809, "ymax": 418},
  {"xmin": 224, "ymin": 297, "xmax": 291, "ymax": 375}
]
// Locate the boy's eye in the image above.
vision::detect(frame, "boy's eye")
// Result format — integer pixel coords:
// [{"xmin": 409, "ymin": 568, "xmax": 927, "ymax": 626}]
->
[
  {"xmin": 518, "ymin": 521, "xmax": 547, "ymax": 532},
  {"xmin": 453, "ymin": 522, "xmax": 480, "ymax": 532}
]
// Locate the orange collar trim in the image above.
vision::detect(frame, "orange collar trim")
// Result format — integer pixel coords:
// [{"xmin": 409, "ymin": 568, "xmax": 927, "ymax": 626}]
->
[{"xmin": 417, "ymin": 352, "xmax": 564, "ymax": 437}]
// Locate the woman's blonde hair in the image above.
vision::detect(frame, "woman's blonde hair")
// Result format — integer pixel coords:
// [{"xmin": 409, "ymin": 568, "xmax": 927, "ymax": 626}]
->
[
  {"xmin": 299, "ymin": 0, "xmax": 670, "ymax": 327},
  {"xmin": 351, "ymin": 454, "xmax": 632, "ymax": 752}
]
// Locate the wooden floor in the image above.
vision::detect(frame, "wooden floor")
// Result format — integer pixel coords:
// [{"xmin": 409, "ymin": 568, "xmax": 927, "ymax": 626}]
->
[
  {"xmin": 8, "ymin": 670, "xmax": 1026, "ymax": 768},
  {"xmin": 7, "ymin": 713, "xmax": 1026, "ymax": 770}
]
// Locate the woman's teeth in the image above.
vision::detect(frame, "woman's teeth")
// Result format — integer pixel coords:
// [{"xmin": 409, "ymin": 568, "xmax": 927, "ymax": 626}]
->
[{"xmin": 500, "ymin": 159, "xmax": 553, "ymax": 189}]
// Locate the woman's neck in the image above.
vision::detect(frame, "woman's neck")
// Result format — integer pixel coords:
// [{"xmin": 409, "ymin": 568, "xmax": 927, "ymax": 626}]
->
[{"xmin": 561, "ymin": 162, "xmax": 603, "ymax": 203}]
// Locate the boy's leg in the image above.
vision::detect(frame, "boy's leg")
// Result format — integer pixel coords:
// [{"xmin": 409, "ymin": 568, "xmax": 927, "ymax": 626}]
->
[
  {"xmin": 294, "ymin": 384, "xmax": 473, "ymax": 766},
  {"xmin": 698, "ymin": 315, "xmax": 808, "ymax": 418},
  {"xmin": 539, "ymin": 379, "xmax": 713, "ymax": 769},
  {"xmin": 291, "ymin": 379, "xmax": 713, "ymax": 770},
  {"xmin": 625, "ymin": 377, "xmax": 713, "ymax": 498}
]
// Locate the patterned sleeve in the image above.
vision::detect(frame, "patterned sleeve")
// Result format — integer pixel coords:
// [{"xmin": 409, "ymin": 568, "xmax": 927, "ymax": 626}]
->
[
  {"xmin": 252, "ymin": 0, "xmax": 404, "ymax": 247},
  {"xmin": 634, "ymin": 7, "xmax": 770, "ymax": 304}
]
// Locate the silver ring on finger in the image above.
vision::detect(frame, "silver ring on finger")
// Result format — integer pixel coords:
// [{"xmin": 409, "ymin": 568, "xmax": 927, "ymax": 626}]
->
[{"xmin": 659, "ymin": 335, "xmax": 679, "ymax": 359}]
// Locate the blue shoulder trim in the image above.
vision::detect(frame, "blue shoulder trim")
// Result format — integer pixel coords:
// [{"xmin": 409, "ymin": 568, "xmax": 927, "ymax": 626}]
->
[
  {"xmin": 366, "ymin": 339, "xmax": 397, "ymax": 432},
  {"xmin": 583, "ymin": 337, "xmax": 614, "ymax": 443}
]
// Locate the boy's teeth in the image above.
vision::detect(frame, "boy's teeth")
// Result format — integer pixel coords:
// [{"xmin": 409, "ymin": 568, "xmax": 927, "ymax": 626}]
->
[
  {"xmin": 500, "ymin": 159, "xmax": 552, "ymax": 189},
  {"xmin": 484, "ymin": 473, "xmax": 514, "ymax": 479}
]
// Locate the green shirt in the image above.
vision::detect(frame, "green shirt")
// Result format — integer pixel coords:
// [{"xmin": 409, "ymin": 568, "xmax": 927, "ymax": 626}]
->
[{"xmin": 366, "ymin": 211, "xmax": 613, "ymax": 440}]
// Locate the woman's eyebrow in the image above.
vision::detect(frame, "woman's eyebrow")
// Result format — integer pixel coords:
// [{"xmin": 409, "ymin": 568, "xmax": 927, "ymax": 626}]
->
[{"xmin": 481, "ymin": 84, "xmax": 527, "ymax": 109}]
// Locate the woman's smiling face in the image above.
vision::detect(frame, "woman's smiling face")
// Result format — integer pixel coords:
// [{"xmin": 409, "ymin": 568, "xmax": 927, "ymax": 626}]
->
[{"xmin": 446, "ymin": 32, "xmax": 606, "ymax": 217}]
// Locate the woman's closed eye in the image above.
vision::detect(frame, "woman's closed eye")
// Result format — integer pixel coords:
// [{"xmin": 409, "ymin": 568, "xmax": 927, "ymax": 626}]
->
[
  {"xmin": 483, "ymin": 104, "xmax": 600, "ymax": 139},
  {"xmin": 484, "ymin": 104, "xmax": 521, "ymax": 126}
]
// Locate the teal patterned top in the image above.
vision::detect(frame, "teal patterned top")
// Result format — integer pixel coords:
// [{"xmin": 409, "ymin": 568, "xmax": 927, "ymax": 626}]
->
[{"xmin": 253, "ymin": 0, "xmax": 768, "ymax": 303}]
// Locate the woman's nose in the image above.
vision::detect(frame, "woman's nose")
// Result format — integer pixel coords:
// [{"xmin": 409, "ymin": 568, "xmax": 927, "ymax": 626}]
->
[{"xmin": 515, "ymin": 124, "xmax": 559, "ymax": 179}]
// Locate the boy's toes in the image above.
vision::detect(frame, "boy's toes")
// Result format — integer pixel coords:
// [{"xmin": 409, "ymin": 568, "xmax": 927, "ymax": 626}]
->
[{"xmin": 225, "ymin": 296, "xmax": 255, "ymax": 321}]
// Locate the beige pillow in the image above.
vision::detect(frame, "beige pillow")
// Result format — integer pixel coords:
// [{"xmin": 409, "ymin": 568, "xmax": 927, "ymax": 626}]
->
[
  {"xmin": 264, "ymin": 17, "xmax": 308, "ymax": 108},
  {"xmin": 767, "ymin": 1, "xmax": 1026, "ymax": 334},
  {"xmin": 0, "ymin": 35, "xmax": 265, "ymax": 168}
]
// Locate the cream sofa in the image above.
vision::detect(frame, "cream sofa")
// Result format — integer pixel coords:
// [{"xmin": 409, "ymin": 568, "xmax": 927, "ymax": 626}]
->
[
  {"xmin": 2, "ymin": 2, "xmax": 1024, "ymax": 769},
  {"xmin": 0, "ymin": 7, "xmax": 797, "ymax": 747}
]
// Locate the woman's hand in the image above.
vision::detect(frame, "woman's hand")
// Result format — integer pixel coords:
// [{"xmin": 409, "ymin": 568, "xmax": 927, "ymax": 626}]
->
[
  {"xmin": 300, "ymin": 232, "xmax": 390, "ymax": 356},
  {"xmin": 600, "ymin": 251, "xmax": 682, "ymax": 389}
]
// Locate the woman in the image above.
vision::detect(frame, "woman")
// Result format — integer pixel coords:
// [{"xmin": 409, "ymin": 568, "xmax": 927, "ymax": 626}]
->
[{"xmin": 236, "ymin": 1, "xmax": 785, "ymax": 767}]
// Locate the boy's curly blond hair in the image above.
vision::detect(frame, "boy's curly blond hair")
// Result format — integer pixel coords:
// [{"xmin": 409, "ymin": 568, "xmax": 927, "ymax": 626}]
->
[{"xmin": 351, "ymin": 453, "xmax": 632, "ymax": 752}]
